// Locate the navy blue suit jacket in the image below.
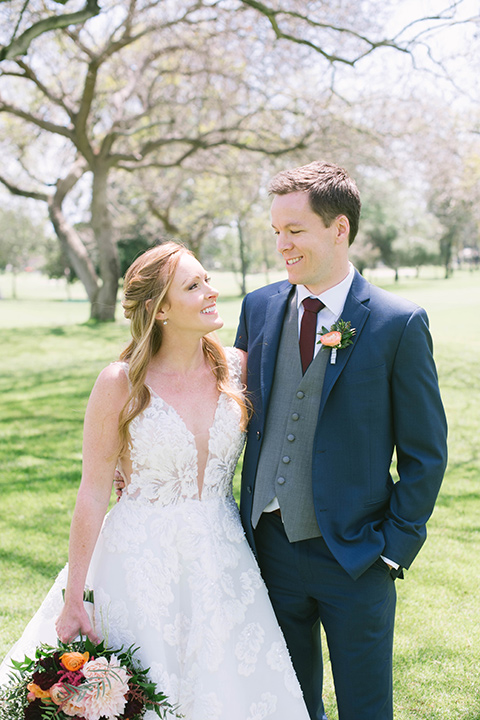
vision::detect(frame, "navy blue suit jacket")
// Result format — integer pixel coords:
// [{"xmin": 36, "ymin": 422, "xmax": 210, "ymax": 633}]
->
[{"xmin": 235, "ymin": 270, "xmax": 448, "ymax": 580}]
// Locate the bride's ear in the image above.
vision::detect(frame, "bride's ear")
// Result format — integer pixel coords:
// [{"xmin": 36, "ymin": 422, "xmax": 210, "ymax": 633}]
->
[
  {"xmin": 145, "ymin": 298, "xmax": 168, "ymax": 322},
  {"xmin": 155, "ymin": 306, "xmax": 168, "ymax": 323},
  {"xmin": 153, "ymin": 300, "xmax": 170, "ymax": 324}
]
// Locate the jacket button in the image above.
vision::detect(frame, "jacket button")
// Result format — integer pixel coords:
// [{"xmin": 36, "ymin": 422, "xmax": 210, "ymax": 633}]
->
[
  {"xmin": 256, "ymin": 430, "xmax": 261, "ymax": 440},
  {"xmin": 282, "ymin": 456, "xmax": 290, "ymax": 464},
  {"xmin": 296, "ymin": 391, "xmax": 305, "ymax": 399},
  {"xmin": 247, "ymin": 486, "xmax": 252, "ymax": 494},
  {"xmin": 277, "ymin": 477, "xmax": 286, "ymax": 485},
  {"xmin": 291, "ymin": 413, "xmax": 299, "ymax": 421},
  {"xmin": 287, "ymin": 434, "xmax": 295, "ymax": 442}
]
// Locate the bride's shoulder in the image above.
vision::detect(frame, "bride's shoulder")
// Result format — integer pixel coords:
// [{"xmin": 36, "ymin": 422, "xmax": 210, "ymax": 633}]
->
[
  {"xmin": 88, "ymin": 361, "xmax": 130, "ymax": 409},
  {"xmin": 224, "ymin": 347, "xmax": 247, "ymax": 386}
]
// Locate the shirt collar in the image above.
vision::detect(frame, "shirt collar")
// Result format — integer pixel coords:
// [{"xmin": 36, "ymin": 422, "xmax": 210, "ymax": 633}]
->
[{"xmin": 296, "ymin": 263, "xmax": 355, "ymax": 316}]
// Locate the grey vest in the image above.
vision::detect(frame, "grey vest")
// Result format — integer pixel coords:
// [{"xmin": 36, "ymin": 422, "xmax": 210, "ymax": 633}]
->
[{"xmin": 251, "ymin": 293, "xmax": 329, "ymax": 542}]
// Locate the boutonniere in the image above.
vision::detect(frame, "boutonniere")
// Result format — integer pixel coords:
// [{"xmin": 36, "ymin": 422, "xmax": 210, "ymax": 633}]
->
[{"xmin": 317, "ymin": 319, "xmax": 356, "ymax": 364}]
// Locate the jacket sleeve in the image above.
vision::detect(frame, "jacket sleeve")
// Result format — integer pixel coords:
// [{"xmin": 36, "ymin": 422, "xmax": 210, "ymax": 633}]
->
[{"xmin": 382, "ymin": 307, "xmax": 448, "ymax": 567}]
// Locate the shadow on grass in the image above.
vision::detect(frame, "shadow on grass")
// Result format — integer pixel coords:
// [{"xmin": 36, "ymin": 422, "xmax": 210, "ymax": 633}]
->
[
  {"xmin": 0, "ymin": 547, "xmax": 65, "ymax": 579},
  {"xmin": 0, "ymin": 466, "xmax": 81, "ymax": 492}
]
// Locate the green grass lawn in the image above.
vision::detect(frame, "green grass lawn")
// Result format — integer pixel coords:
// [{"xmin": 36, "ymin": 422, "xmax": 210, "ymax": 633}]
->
[{"xmin": 1, "ymin": 268, "xmax": 479, "ymax": 718}]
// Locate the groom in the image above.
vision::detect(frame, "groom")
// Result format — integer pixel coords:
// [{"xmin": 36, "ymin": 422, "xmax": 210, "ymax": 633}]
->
[{"xmin": 234, "ymin": 160, "xmax": 447, "ymax": 720}]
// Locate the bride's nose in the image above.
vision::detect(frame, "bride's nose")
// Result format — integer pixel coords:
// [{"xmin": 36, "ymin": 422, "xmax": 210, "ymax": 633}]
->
[{"xmin": 206, "ymin": 283, "xmax": 219, "ymax": 299}]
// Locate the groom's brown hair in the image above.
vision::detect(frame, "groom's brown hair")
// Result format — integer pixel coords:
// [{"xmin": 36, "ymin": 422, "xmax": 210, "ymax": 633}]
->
[{"xmin": 268, "ymin": 160, "xmax": 361, "ymax": 245}]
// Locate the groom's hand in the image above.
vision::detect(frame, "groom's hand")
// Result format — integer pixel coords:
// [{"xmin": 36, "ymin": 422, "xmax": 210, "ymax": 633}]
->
[{"xmin": 113, "ymin": 469, "xmax": 126, "ymax": 501}]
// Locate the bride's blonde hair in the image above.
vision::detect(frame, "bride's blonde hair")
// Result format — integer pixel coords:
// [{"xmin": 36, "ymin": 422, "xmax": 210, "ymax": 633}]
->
[{"xmin": 118, "ymin": 241, "xmax": 249, "ymax": 457}]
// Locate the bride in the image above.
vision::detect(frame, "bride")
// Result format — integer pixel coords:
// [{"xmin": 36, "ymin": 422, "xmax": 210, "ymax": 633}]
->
[{"xmin": 0, "ymin": 242, "xmax": 310, "ymax": 720}]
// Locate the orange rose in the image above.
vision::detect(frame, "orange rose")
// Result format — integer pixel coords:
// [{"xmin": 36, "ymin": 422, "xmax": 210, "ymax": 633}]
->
[
  {"xmin": 60, "ymin": 650, "xmax": 90, "ymax": 671},
  {"xmin": 320, "ymin": 331, "xmax": 342, "ymax": 347},
  {"xmin": 27, "ymin": 682, "xmax": 52, "ymax": 700}
]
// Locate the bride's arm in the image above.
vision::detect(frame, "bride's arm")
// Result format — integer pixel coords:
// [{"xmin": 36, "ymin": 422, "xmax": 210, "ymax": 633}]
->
[{"xmin": 55, "ymin": 364, "xmax": 129, "ymax": 643}]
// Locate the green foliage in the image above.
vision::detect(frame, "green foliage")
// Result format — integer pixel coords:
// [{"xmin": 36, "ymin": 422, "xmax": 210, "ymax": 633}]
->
[
  {"xmin": 42, "ymin": 237, "xmax": 78, "ymax": 283},
  {"xmin": 117, "ymin": 236, "xmax": 157, "ymax": 278},
  {"xmin": 358, "ymin": 179, "xmax": 443, "ymax": 276},
  {"xmin": 0, "ymin": 207, "xmax": 47, "ymax": 273}
]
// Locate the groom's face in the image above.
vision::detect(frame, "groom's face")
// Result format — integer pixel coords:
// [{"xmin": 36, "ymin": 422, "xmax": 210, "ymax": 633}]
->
[{"xmin": 271, "ymin": 190, "xmax": 348, "ymax": 295}]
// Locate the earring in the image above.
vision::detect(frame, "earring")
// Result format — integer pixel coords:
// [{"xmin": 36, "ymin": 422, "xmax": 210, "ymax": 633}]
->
[{"xmin": 163, "ymin": 319, "xmax": 168, "ymax": 325}]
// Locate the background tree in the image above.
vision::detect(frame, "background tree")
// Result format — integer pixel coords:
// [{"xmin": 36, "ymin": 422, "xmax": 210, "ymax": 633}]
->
[
  {"xmin": 0, "ymin": 204, "xmax": 47, "ymax": 298},
  {"xmin": 0, "ymin": 0, "xmax": 478, "ymax": 318}
]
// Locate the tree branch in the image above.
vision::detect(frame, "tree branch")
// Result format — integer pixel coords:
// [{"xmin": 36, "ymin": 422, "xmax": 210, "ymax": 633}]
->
[
  {"xmin": 0, "ymin": 99, "xmax": 74, "ymax": 139},
  {"xmin": 9, "ymin": 59, "xmax": 75, "ymax": 122},
  {"xmin": 113, "ymin": 128, "xmax": 313, "ymax": 171},
  {"xmin": 0, "ymin": 173, "xmax": 48, "ymax": 202},
  {"xmin": 238, "ymin": 0, "xmax": 408, "ymax": 64},
  {"xmin": 0, "ymin": 0, "xmax": 101, "ymax": 61}
]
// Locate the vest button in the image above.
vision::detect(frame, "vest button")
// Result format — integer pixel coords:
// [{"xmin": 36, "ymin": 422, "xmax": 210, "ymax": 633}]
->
[
  {"xmin": 277, "ymin": 477, "xmax": 286, "ymax": 485},
  {"xmin": 296, "ymin": 391, "xmax": 305, "ymax": 399},
  {"xmin": 287, "ymin": 434, "xmax": 295, "ymax": 442},
  {"xmin": 282, "ymin": 456, "xmax": 290, "ymax": 464},
  {"xmin": 291, "ymin": 413, "xmax": 299, "ymax": 421},
  {"xmin": 246, "ymin": 486, "xmax": 252, "ymax": 494}
]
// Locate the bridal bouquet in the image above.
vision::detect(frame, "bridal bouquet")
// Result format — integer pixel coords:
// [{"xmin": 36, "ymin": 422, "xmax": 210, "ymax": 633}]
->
[{"xmin": 0, "ymin": 637, "xmax": 178, "ymax": 720}]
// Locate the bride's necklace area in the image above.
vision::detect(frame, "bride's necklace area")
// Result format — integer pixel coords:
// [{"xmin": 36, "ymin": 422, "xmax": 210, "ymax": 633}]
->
[
  {"xmin": 146, "ymin": 359, "xmax": 220, "ymax": 439},
  {"xmin": 147, "ymin": 369, "xmax": 218, "ymax": 400}
]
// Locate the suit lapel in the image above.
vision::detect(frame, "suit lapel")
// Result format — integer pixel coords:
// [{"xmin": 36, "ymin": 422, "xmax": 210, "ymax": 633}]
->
[
  {"xmin": 260, "ymin": 282, "xmax": 293, "ymax": 412},
  {"xmin": 318, "ymin": 271, "xmax": 371, "ymax": 417}
]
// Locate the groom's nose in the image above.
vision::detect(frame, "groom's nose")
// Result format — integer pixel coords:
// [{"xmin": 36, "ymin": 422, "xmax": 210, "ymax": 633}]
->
[{"xmin": 276, "ymin": 232, "xmax": 293, "ymax": 254}]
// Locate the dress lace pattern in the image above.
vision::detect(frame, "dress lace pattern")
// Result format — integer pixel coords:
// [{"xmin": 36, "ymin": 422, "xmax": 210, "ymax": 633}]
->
[{"xmin": 0, "ymin": 349, "xmax": 309, "ymax": 720}]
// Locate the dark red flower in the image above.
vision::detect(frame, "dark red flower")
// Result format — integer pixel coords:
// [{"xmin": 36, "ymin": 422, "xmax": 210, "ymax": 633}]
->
[
  {"xmin": 123, "ymin": 692, "xmax": 144, "ymax": 717},
  {"xmin": 24, "ymin": 698, "xmax": 45, "ymax": 720},
  {"xmin": 38, "ymin": 652, "xmax": 61, "ymax": 672},
  {"xmin": 31, "ymin": 667, "xmax": 60, "ymax": 690}
]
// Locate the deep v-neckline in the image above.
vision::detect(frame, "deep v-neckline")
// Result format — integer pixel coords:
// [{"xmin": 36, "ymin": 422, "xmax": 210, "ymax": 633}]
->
[
  {"xmin": 146, "ymin": 384, "xmax": 222, "ymax": 437},
  {"xmin": 147, "ymin": 385, "xmax": 223, "ymax": 499}
]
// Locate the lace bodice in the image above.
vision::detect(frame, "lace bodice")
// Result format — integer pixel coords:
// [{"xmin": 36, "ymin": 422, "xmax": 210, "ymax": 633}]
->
[{"xmin": 121, "ymin": 348, "xmax": 245, "ymax": 505}]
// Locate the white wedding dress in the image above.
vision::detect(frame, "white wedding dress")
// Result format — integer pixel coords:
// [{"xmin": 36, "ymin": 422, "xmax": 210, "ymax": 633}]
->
[{"xmin": 0, "ymin": 349, "xmax": 310, "ymax": 720}]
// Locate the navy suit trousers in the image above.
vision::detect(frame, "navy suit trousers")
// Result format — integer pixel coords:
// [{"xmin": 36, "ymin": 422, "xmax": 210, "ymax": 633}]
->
[{"xmin": 254, "ymin": 513, "xmax": 397, "ymax": 720}]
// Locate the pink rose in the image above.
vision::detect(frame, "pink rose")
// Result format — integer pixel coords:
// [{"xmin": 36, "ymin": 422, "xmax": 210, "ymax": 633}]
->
[{"xmin": 49, "ymin": 682, "xmax": 70, "ymax": 705}]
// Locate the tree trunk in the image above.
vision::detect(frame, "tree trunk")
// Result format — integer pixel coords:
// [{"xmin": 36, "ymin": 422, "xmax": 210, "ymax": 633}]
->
[
  {"xmin": 237, "ymin": 218, "xmax": 248, "ymax": 296},
  {"xmin": 90, "ymin": 164, "xmax": 120, "ymax": 321},
  {"xmin": 48, "ymin": 199, "xmax": 100, "ymax": 306},
  {"xmin": 47, "ymin": 159, "xmax": 102, "ymax": 313}
]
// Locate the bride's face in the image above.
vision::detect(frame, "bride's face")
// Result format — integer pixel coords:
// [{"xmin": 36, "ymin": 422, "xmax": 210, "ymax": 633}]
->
[{"xmin": 157, "ymin": 253, "xmax": 223, "ymax": 335}]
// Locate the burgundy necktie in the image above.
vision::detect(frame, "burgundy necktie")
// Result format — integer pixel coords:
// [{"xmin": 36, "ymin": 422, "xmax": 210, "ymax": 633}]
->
[{"xmin": 299, "ymin": 297, "xmax": 325, "ymax": 374}]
